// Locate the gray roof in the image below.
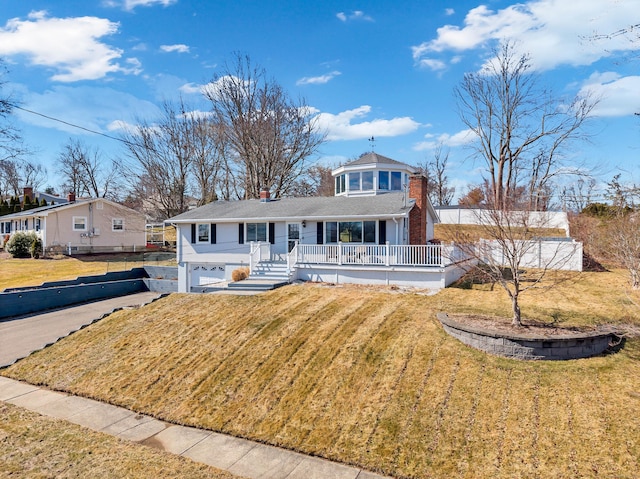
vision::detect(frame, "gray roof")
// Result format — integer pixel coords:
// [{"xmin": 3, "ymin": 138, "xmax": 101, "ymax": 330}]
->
[
  {"xmin": 1, "ymin": 201, "xmax": 73, "ymax": 219},
  {"xmin": 344, "ymin": 152, "xmax": 415, "ymax": 169},
  {"xmin": 168, "ymin": 192, "xmax": 416, "ymax": 223}
]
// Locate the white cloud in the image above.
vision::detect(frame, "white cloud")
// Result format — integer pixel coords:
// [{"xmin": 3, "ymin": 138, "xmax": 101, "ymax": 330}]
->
[
  {"xmin": 336, "ymin": 11, "xmax": 374, "ymax": 22},
  {"xmin": 179, "ymin": 82, "xmax": 204, "ymax": 95},
  {"xmin": 103, "ymin": 0, "xmax": 177, "ymax": 11},
  {"xmin": 579, "ymin": 72, "xmax": 640, "ymax": 117},
  {"xmin": 296, "ymin": 71, "xmax": 341, "ymax": 86},
  {"xmin": 445, "ymin": 8, "xmax": 455, "ymax": 16},
  {"xmin": 412, "ymin": 0, "xmax": 640, "ymax": 72},
  {"xmin": 160, "ymin": 44, "xmax": 190, "ymax": 53},
  {"xmin": 413, "ymin": 129, "xmax": 476, "ymax": 151},
  {"xmin": 0, "ymin": 11, "xmax": 138, "ymax": 82},
  {"xmin": 314, "ymin": 105, "xmax": 420, "ymax": 141}
]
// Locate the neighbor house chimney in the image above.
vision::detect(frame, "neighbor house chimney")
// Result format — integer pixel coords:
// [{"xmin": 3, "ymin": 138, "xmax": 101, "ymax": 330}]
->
[
  {"xmin": 67, "ymin": 192, "xmax": 76, "ymax": 203},
  {"xmin": 23, "ymin": 187, "xmax": 33, "ymax": 203},
  {"xmin": 408, "ymin": 175, "xmax": 428, "ymax": 245},
  {"xmin": 259, "ymin": 187, "xmax": 271, "ymax": 202}
]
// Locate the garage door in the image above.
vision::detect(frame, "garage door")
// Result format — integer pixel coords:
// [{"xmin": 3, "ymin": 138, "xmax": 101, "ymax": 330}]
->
[{"xmin": 191, "ymin": 263, "xmax": 226, "ymax": 286}]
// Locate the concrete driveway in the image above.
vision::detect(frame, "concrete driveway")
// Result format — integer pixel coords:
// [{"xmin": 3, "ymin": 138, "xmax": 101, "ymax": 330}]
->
[{"xmin": 0, "ymin": 292, "xmax": 161, "ymax": 368}]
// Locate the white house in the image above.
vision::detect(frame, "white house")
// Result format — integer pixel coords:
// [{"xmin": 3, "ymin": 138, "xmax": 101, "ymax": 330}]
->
[{"xmin": 167, "ymin": 153, "xmax": 472, "ymax": 292}]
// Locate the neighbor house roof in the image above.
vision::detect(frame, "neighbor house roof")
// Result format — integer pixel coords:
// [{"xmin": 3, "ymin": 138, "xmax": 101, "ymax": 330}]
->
[
  {"xmin": 167, "ymin": 192, "xmax": 419, "ymax": 224},
  {"xmin": 1, "ymin": 198, "xmax": 140, "ymax": 220}
]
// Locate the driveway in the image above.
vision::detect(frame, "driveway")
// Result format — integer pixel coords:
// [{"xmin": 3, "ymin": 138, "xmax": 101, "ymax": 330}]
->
[{"xmin": 0, "ymin": 292, "xmax": 160, "ymax": 368}]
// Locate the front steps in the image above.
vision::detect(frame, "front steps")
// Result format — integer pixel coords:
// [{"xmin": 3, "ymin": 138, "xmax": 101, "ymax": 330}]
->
[{"xmin": 227, "ymin": 261, "xmax": 291, "ymax": 292}]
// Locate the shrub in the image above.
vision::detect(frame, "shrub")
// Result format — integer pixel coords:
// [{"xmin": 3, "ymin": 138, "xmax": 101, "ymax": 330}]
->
[
  {"xmin": 6, "ymin": 232, "xmax": 41, "ymax": 258},
  {"xmin": 231, "ymin": 266, "xmax": 250, "ymax": 282}
]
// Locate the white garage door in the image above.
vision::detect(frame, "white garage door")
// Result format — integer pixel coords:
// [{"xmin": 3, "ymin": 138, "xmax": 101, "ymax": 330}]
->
[{"xmin": 191, "ymin": 263, "xmax": 226, "ymax": 286}]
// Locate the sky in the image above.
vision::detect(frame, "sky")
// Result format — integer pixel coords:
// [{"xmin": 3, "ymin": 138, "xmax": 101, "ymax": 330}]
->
[{"xmin": 0, "ymin": 0, "xmax": 639, "ymax": 202}]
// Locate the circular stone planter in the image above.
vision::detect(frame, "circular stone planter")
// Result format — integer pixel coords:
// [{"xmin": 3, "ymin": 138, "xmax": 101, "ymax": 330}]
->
[{"xmin": 437, "ymin": 312, "xmax": 615, "ymax": 360}]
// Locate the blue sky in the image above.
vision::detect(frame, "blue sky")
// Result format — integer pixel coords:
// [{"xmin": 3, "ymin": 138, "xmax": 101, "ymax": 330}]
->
[{"xmin": 1, "ymin": 0, "xmax": 638, "ymax": 201}]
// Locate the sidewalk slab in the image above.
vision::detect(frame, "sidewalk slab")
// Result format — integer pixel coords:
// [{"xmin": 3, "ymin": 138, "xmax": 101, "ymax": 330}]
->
[
  {"xmin": 287, "ymin": 455, "xmax": 361, "ymax": 479},
  {"xmin": 0, "ymin": 376, "xmax": 39, "ymax": 400},
  {"xmin": 227, "ymin": 443, "xmax": 305, "ymax": 479},
  {"xmin": 66, "ymin": 400, "xmax": 135, "ymax": 431},
  {"xmin": 32, "ymin": 394, "xmax": 97, "ymax": 420},
  {"xmin": 102, "ymin": 413, "xmax": 167, "ymax": 442},
  {"xmin": 183, "ymin": 431, "xmax": 257, "ymax": 470},
  {"xmin": 145, "ymin": 425, "xmax": 212, "ymax": 455},
  {"xmin": 6, "ymin": 389, "xmax": 67, "ymax": 412}
]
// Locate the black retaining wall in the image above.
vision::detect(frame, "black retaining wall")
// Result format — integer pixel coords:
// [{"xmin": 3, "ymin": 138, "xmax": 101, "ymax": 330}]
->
[{"xmin": 0, "ymin": 267, "xmax": 178, "ymax": 320}]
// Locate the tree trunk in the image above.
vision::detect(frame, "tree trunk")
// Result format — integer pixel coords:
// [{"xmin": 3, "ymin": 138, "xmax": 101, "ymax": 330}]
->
[{"xmin": 511, "ymin": 293, "xmax": 522, "ymax": 327}]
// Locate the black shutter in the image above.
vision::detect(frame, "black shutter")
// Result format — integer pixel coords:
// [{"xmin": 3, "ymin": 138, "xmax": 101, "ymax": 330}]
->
[
  {"xmin": 238, "ymin": 223, "xmax": 244, "ymax": 244},
  {"xmin": 378, "ymin": 220, "xmax": 386, "ymax": 245},
  {"xmin": 316, "ymin": 221, "xmax": 323, "ymax": 244},
  {"xmin": 210, "ymin": 223, "xmax": 216, "ymax": 244},
  {"xmin": 191, "ymin": 224, "xmax": 196, "ymax": 244},
  {"xmin": 269, "ymin": 222, "xmax": 275, "ymax": 245}
]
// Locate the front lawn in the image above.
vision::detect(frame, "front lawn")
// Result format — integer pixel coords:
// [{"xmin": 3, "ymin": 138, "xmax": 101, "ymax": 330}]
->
[{"xmin": 3, "ymin": 271, "xmax": 639, "ymax": 478}]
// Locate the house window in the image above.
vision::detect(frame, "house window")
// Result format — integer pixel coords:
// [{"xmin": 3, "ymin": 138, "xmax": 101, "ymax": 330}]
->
[
  {"xmin": 246, "ymin": 223, "xmax": 267, "ymax": 242},
  {"xmin": 35, "ymin": 218, "xmax": 41, "ymax": 232},
  {"xmin": 391, "ymin": 171, "xmax": 402, "ymax": 190},
  {"xmin": 349, "ymin": 172, "xmax": 361, "ymax": 191},
  {"xmin": 362, "ymin": 171, "xmax": 374, "ymax": 190},
  {"xmin": 197, "ymin": 223, "xmax": 209, "ymax": 243},
  {"xmin": 326, "ymin": 222, "xmax": 337, "ymax": 243},
  {"xmin": 326, "ymin": 221, "xmax": 377, "ymax": 243},
  {"xmin": 112, "ymin": 218, "xmax": 124, "ymax": 232},
  {"xmin": 379, "ymin": 171, "xmax": 389, "ymax": 190},
  {"xmin": 73, "ymin": 216, "xmax": 87, "ymax": 231}
]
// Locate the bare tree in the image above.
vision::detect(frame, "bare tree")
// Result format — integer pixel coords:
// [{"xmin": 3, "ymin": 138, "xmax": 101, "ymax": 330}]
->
[
  {"xmin": 120, "ymin": 98, "xmax": 226, "ymax": 219},
  {"xmin": 57, "ymin": 139, "xmax": 119, "ymax": 199},
  {"xmin": 419, "ymin": 143, "xmax": 455, "ymax": 206},
  {"xmin": 607, "ymin": 210, "xmax": 640, "ymax": 289},
  {"xmin": 454, "ymin": 41, "xmax": 595, "ymax": 211},
  {"xmin": 289, "ymin": 165, "xmax": 335, "ymax": 197},
  {"xmin": 205, "ymin": 53, "xmax": 326, "ymax": 199},
  {"xmin": 562, "ymin": 177, "xmax": 597, "ymax": 212}
]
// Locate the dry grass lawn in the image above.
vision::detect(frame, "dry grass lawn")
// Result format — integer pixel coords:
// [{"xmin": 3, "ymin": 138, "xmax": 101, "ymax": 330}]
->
[
  {"xmin": 0, "ymin": 253, "xmax": 174, "ymax": 291},
  {"xmin": 0, "ymin": 402, "xmax": 238, "ymax": 478},
  {"xmin": 3, "ymin": 270, "xmax": 639, "ymax": 478},
  {"xmin": 434, "ymin": 223, "xmax": 567, "ymax": 242}
]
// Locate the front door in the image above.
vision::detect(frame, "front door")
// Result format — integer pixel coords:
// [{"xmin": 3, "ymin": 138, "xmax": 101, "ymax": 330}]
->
[{"xmin": 287, "ymin": 222, "xmax": 301, "ymax": 252}]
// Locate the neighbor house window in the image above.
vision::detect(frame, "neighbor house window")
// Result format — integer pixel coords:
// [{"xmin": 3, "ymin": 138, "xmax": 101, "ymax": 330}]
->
[
  {"xmin": 35, "ymin": 218, "xmax": 41, "ymax": 231},
  {"xmin": 197, "ymin": 223, "xmax": 209, "ymax": 242},
  {"xmin": 73, "ymin": 216, "xmax": 87, "ymax": 231},
  {"xmin": 246, "ymin": 222, "xmax": 267, "ymax": 242},
  {"xmin": 112, "ymin": 218, "xmax": 124, "ymax": 232}
]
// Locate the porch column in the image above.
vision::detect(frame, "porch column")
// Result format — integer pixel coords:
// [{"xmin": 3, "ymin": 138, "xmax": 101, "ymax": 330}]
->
[
  {"xmin": 385, "ymin": 241, "xmax": 390, "ymax": 266},
  {"xmin": 338, "ymin": 241, "xmax": 343, "ymax": 265}
]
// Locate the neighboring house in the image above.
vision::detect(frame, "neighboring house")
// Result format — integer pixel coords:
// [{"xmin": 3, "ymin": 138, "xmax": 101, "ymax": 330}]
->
[
  {"xmin": 1, "ymin": 193, "xmax": 147, "ymax": 254},
  {"xmin": 167, "ymin": 152, "xmax": 472, "ymax": 292}
]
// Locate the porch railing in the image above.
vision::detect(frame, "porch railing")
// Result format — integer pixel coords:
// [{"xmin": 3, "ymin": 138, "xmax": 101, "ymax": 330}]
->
[
  {"xmin": 249, "ymin": 241, "xmax": 271, "ymax": 273},
  {"xmin": 295, "ymin": 243, "xmax": 463, "ymax": 268}
]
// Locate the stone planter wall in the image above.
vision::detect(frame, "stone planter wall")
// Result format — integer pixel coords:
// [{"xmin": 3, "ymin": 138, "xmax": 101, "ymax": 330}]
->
[{"xmin": 437, "ymin": 313, "xmax": 613, "ymax": 360}]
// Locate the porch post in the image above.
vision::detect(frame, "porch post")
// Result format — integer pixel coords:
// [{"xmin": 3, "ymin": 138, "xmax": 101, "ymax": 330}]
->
[
  {"xmin": 338, "ymin": 241, "xmax": 343, "ymax": 265},
  {"xmin": 385, "ymin": 241, "xmax": 390, "ymax": 266}
]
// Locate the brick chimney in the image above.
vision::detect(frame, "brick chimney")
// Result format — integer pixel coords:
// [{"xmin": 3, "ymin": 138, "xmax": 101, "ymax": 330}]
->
[
  {"xmin": 23, "ymin": 187, "xmax": 33, "ymax": 203},
  {"xmin": 67, "ymin": 192, "xmax": 76, "ymax": 203},
  {"xmin": 259, "ymin": 187, "xmax": 271, "ymax": 203},
  {"xmin": 408, "ymin": 175, "xmax": 428, "ymax": 245}
]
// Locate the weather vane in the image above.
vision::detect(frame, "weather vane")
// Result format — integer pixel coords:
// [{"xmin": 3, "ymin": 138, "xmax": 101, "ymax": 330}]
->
[{"xmin": 369, "ymin": 136, "xmax": 376, "ymax": 152}]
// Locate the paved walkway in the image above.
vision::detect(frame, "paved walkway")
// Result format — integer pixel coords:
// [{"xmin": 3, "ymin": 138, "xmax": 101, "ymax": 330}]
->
[
  {"xmin": 0, "ymin": 294, "xmax": 390, "ymax": 479},
  {"xmin": 0, "ymin": 292, "xmax": 162, "ymax": 368}
]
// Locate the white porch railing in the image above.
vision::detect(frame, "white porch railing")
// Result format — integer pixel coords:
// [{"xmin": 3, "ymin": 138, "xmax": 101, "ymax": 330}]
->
[
  {"xmin": 249, "ymin": 241, "xmax": 271, "ymax": 273},
  {"xmin": 295, "ymin": 243, "xmax": 465, "ymax": 268}
]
